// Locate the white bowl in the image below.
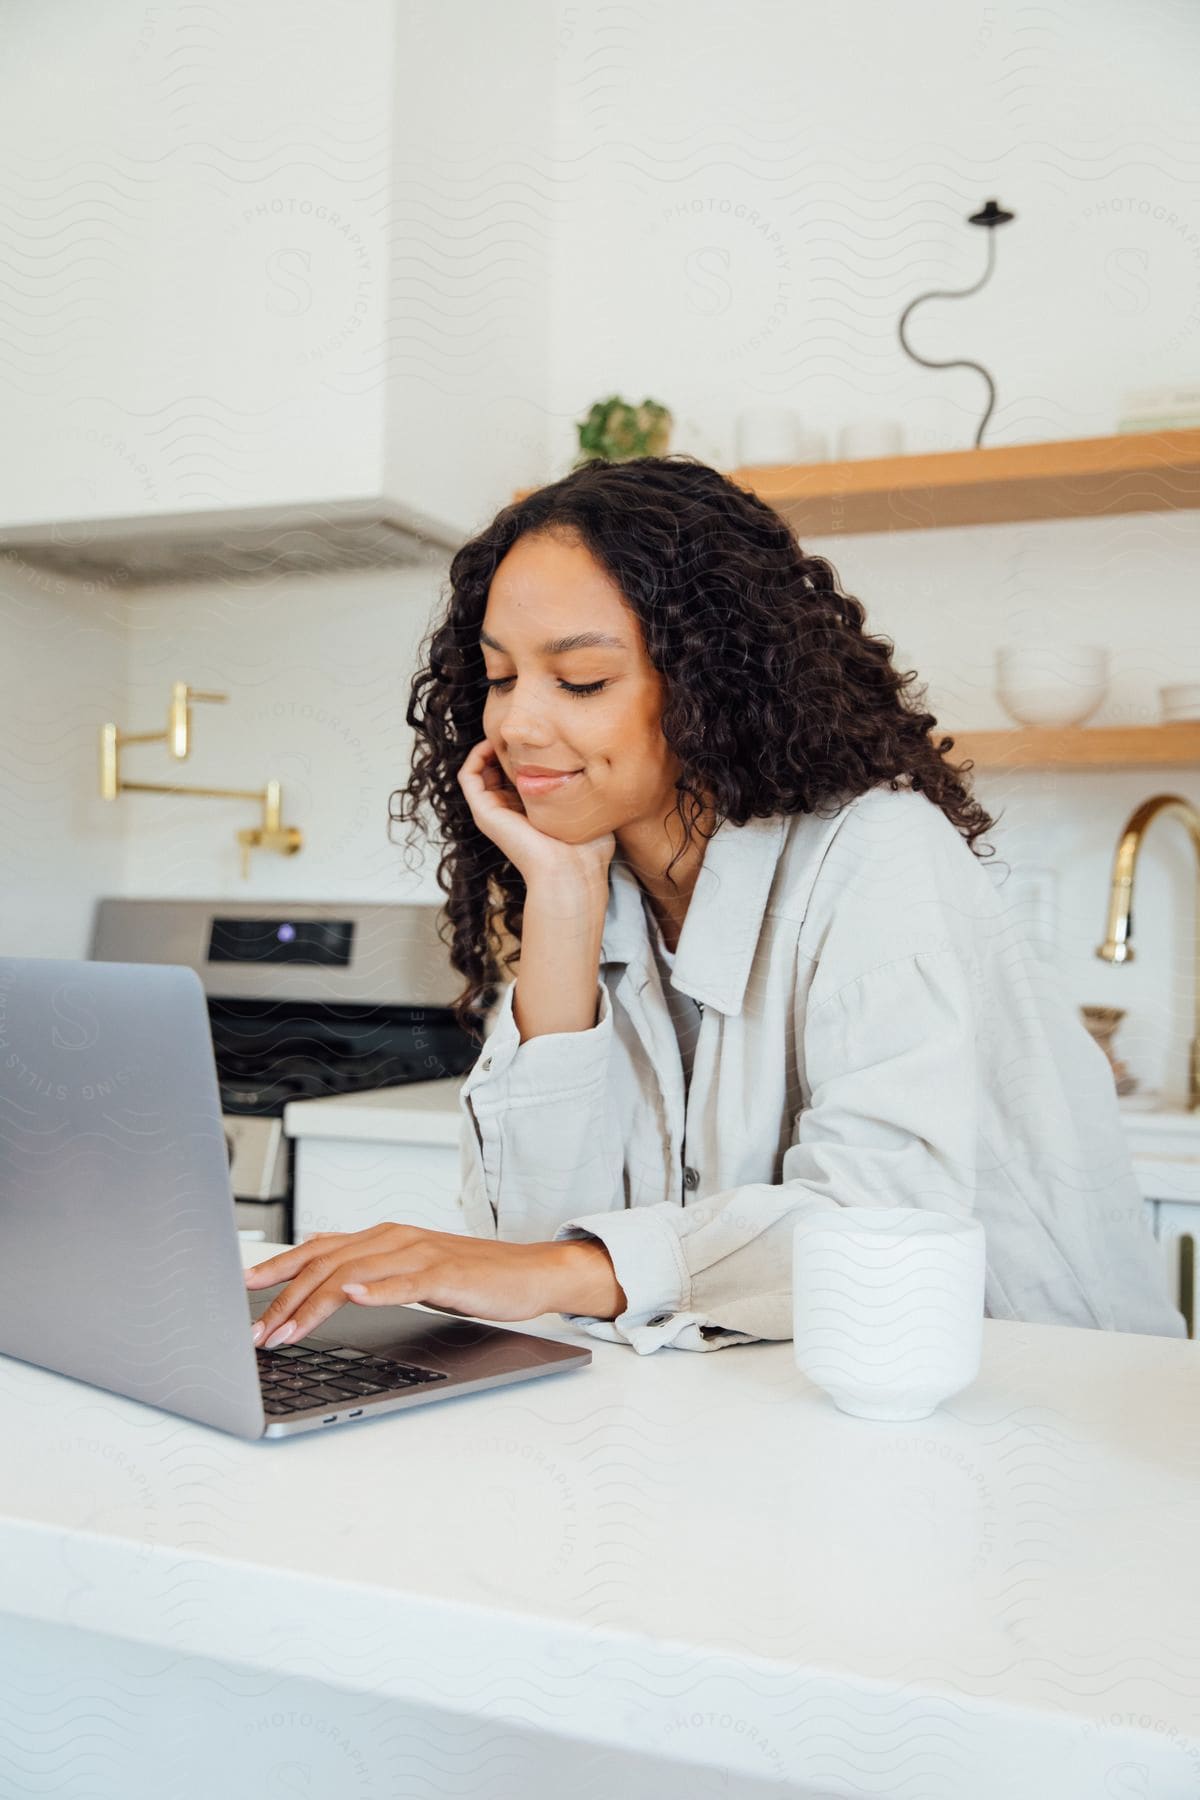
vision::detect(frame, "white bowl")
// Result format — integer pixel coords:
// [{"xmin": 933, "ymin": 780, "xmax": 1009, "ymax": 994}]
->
[
  {"xmin": 998, "ymin": 683, "xmax": 1109, "ymax": 727},
  {"xmin": 996, "ymin": 645, "xmax": 1109, "ymax": 728}
]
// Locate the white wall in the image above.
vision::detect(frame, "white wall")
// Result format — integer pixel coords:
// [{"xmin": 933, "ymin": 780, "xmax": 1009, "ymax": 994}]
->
[
  {"xmin": 118, "ymin": 562, "xmax": 450, "ymax": 904},
  {"xmin": 544, "ymin": 0, "xmax": 1199, "ymax": 467},
  {"xmin": 5, "ymin": 0, "xmax": 1200, "ymax": 1104},
  {"xmin": 0, "ymin": 555, "xmax": 128, "ymax": 956}
]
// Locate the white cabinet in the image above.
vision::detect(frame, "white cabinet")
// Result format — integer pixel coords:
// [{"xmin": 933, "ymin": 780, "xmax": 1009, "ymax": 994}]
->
[
  {"xmin": 0, "ymin": 3, "xmax": 384, "ymax": 528},
  {"xmin": 0, "ymin": 1, "xmax": 552, "ymax": 548},
  {"xmin": 1151, "ymin": 1201, "xmax": 1198, "ymax": 1340},
  {"xmin": 294, "ymin": 1135, "xmax": 465, "ymax": 1240},
  {"xmin": 285, "ymin": 1080, "xmax": 468, "ymax": 1241},
  {"xmin": 1123, "ymin": 1114, "xmax": 1200, "ymax": 1340},
  {"xmin": 1128, "ymin": 1152, "xmax": 1200, "ymax": 1339}
]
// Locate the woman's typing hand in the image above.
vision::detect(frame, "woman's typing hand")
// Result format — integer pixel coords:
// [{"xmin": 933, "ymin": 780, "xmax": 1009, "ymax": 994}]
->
[{"xmin": 245, "ymin": 1221, "xmax": 627, "ymax": 1347}]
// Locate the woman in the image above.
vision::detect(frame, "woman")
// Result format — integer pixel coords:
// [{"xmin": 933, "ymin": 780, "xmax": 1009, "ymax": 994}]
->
[{"xmin": 248, "ymin": 456, "xmax": 1185, "ymax": 1351}]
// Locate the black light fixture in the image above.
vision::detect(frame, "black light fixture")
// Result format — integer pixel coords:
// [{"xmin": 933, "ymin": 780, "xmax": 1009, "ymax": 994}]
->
[{"xmin": 897, "ymin": 198, "xmax": 1016, "ymax": 448}]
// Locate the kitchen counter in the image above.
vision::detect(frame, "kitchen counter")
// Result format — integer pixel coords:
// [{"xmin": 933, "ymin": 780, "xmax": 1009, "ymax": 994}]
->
[
  {"xmin": 281, "ymin": 1081, "xmax": 1200, "ymax": 1223},
  {"xmin": 287, "ymin": 1080, "xmax": 1200, "ymax": 1152},
  {"xmin": 284, "ymin": 1075, "xmax": 463, "ymax": 1144},
  {"xmin": 282, "ymin": 1078, "xmax": 468, "ymax": 1238},
  {"xmin": 0, "ymin": 1241, "xmax": 1198, "ymax": 1797}
]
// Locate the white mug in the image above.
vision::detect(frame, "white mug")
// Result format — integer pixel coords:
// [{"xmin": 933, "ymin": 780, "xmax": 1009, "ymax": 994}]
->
[
  {"xmin": 734, "ymin": 406, "xmax": 801, "ymax": 465},
  {"xmin": 1159, "ymin": 682, "xmax": 1200, "ymax": 722},
  {"xmin": 792, "ymin": 1207, "xmax": 986, "ymax": 1421},
  {"xmin": 836, "ymin": 420, "xmax": 905, "ymax": 460}
]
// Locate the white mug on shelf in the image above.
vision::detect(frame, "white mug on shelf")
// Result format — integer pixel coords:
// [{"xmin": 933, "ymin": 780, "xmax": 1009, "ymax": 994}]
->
[
  {"xmin": 836, "ymin": 420, "xmax": 905, "ymax": 460},
  {"xmin": 1159, "ymin": 682, "xmax": 1200, "ymax": 723},
  {"xmin": 995, "ymin": 644, "xmax": 1109, "ymax": 729},
  {"xmin": 792, "ymin": 1207, "xmax": 986, "ymax": 1421},
  {"xmin": 734, "ymin": 406, "xmax": 801, "ymax": 465}
]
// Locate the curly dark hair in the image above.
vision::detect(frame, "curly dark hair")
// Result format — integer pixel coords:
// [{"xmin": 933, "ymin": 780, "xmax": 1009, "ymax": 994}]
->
[{"xmin": 390, "ymin": 454, "xmax": 998, "ymax": 1042}]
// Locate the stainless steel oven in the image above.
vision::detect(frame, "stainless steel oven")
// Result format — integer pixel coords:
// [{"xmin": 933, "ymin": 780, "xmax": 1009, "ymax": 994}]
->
[{"xmin": 90, "ymin": 899, "xmax": 481, "ymax": 1243}]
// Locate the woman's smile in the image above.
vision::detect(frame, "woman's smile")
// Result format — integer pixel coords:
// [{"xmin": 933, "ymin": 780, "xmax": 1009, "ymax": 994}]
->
[{"xmin": 513, "ymin": 768, "xmax": 583, "ymax": 796}]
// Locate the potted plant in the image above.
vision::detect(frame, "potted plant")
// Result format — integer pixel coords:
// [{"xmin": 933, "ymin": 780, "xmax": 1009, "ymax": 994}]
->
[{"xmin": 573, "ymin": 395, "xmax": 673, "ymax": 467}]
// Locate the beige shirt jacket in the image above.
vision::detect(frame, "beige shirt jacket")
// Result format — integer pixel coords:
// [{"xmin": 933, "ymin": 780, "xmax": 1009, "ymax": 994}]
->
[{"xmin": 454, "ymin": 781, "xmax": 1187, "ymax": 1354}]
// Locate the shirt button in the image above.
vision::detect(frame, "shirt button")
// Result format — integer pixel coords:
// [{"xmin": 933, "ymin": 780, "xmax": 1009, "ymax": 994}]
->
[
  {"xmin": 683, "ymin": 1166, "xmax": 699, "ymax": 1190},
  {"xmin": 647, "ymin": 1313, "xmax": 673, "ymax": 1326},
  {"xmin": 481, "ymin": 1056, "xmax": 492, "ymax": 1071}
]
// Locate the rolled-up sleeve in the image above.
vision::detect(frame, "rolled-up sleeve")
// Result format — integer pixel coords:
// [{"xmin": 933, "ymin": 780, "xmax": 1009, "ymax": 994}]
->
[
  {"xmin": 456, "ymin": 977, "xmax": 625, "ymax": 1243},
  {"xmin": 551, "ymin": 948, "xmax": 980, "ymax": 1354}
]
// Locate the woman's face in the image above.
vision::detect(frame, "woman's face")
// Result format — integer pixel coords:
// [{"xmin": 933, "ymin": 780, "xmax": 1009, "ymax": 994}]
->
[{"xmin": 480, "ymin": 528, "xmax": 681, "ymax": 842}]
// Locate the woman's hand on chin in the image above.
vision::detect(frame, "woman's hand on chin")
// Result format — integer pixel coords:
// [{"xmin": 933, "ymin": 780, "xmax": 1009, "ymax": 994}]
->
[{"xmin": 244, "ymin": 1221, "xmax": 626, "ymax": 1348}]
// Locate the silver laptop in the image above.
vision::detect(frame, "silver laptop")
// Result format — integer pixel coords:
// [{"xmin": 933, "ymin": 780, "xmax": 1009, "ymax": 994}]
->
[{"xmin": 0, "ymin": 955, "xmax": 590, "ymax": 1438}]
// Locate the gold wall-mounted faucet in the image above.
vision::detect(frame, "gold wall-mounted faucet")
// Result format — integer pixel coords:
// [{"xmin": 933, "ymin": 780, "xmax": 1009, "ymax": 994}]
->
[
  {"xmin": 100, "ymin": 681, "xmax": 304, "ymax": 879},
  {"xmin": 235, "ymin": 781, "xmax": 303, "ymax": 880},
  {"xmin": 1095, "ymin": 793, "xmax": 1200, "ymax": 1111}
]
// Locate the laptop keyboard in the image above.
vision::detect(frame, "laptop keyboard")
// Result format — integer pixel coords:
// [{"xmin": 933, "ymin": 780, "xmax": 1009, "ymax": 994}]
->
[{"xmin": 256, "ymin": 1342, "xmax": 449, "ymax": 1416}]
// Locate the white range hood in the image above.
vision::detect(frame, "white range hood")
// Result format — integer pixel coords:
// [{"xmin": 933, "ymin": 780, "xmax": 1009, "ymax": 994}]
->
[
  {"xmin": 0, "ymin": 3, "xmax": 551, "ymax": 591},
  {"xmin": 0, "ymin": 497, "xmax": 464, "ymax": 587}
]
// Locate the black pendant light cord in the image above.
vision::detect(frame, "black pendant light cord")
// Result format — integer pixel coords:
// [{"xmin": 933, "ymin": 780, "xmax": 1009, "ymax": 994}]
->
[{"xmin": 897, "ymin": 199, "xmax": 1015, "ymax": 448}]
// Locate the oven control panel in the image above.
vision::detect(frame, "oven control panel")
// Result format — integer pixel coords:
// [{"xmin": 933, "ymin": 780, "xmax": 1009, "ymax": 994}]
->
[{"xmin": 208, "ymin": 917, "xmax": 355, "ymax": 967}]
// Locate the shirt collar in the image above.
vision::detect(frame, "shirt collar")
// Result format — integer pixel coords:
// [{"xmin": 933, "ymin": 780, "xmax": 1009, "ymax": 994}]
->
[{"xmin": 600, "ymin": 812, "xmax": 790, "ymax": 1017}]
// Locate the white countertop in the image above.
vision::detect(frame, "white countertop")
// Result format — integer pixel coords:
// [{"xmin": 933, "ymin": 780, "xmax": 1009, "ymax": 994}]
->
[
  {"xmin": 1119, "ymin": 1106, "xmax": 1200, "ymax": 1199},
  {"xmin": 285, "ymin": 1080, "xmax": 1200, "ymax": 1193},
  {"xmin": 283, "ymin": 1076, "xmax": 463, "ymax": 1144},
  {"xmin": 1, "ymin": 1241, "xmax": 1198, "ymax": 1795}
]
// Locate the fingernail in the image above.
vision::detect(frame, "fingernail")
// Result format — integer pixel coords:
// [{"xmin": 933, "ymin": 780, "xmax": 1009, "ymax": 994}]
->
[
  {"xmin": 263, "ymin": 1322, "xmax": 295, "ymax": 1349},
  {"xmin": 342, "ymin": 1283, "xmax": 368, "ymax": 1299},
  {"xmin": 251, "ymin": 1322, "xmax": 264, "ymax": 1346}
]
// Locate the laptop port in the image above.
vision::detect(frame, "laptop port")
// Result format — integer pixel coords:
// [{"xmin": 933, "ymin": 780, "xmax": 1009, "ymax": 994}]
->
[
  {"xmin": 348, "ymin": 1408, "xmax": 363, "ymax": 1418},
  {"xmin": 323, "ymin": 1414, "xmax": 338, "ymax": 1423}
]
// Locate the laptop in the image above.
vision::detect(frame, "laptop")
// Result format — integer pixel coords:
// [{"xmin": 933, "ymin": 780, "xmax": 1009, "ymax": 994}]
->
[{"xmin": 0, "ymin": 955, "xmax": 590, "ymax": 1438}]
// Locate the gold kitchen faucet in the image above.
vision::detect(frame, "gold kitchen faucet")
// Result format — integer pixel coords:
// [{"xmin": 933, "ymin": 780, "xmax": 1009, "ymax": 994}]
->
[
  {"xmin": 1096, "ymin": 794, "xmax": 1200, "ymax": 1111},
  {"xmin": 99, "ymin": 681, "xmax": 303, "ymax": 878}
]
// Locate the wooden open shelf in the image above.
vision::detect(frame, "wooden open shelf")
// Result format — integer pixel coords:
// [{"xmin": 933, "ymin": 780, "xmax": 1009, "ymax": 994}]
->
[
  {"xmin": 727, "ymin": 428, "xmax": 1200, "ymax": 535},
  {"xmin": 517, "ymin": 430, "xmax": 1200, "ymax": 535},
  {"xmin": 944, "ymin": 722, "xmax": 1200, "ymax": 770}
]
